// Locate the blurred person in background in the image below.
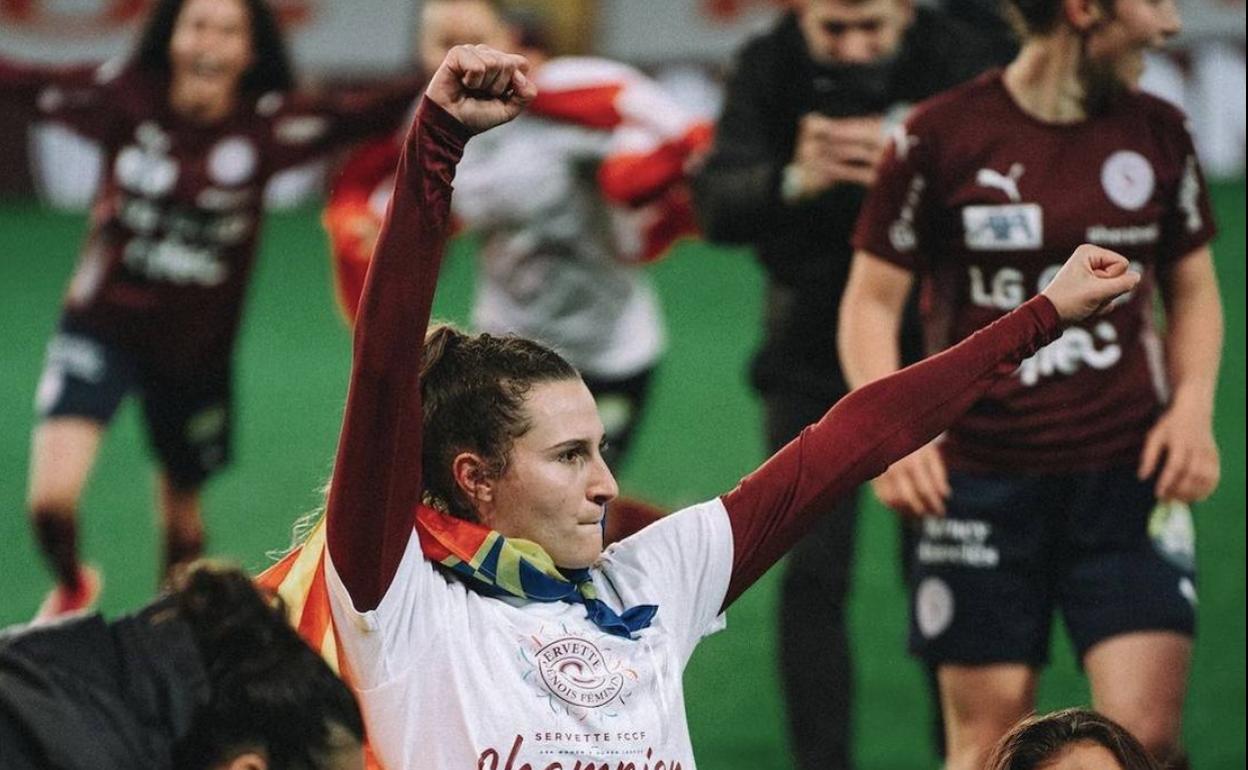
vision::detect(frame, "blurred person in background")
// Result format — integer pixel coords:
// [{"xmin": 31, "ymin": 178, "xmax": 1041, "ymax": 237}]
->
[
  {"xmin": 304, "ymin": 42, "xmax": 1140, "ymax": 769},
  {"xmin": 691, "ymin": 0, "xmax": 996, "ymax": 766},
  {"xmin": 841, "ymin": 0, "xmax": 1222, "ymax": 767},
  {"xmin": 0, "ymin": 561, "xmax": 364, "ymax": 770},
  {"xmin": 985, "ymin": 708, "xmax": 1163, "ymax": 770},
  {"xmin": 0, "ymin": 0, "xmax": 420, "ymax": 620},
  {"xmin": 324, "ymin": 0, "xmax": 711, "ymax": 531}
]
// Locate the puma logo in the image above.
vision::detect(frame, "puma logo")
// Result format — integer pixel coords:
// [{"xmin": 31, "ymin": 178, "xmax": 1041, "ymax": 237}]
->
[{"xmin": 976, "ymin": 163, "xmax": 1024, "ymax": 203}]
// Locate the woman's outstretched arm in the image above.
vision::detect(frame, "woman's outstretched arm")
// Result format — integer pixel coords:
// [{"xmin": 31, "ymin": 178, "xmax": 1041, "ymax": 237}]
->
[
  {"xmin": 0, "ymin": 56, "xmax": 126, "ymax": 142},
  {"xmin": 719, "ymin": 246, "xmax": 1141, "ymax": 609},
  {"xmin": 324, "ymin": 46, "xmax": 534, "ymax": 612}
]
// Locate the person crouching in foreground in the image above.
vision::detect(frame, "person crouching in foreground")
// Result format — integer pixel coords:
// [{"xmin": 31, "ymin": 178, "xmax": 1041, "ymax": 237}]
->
[{"xmin": 0, "ymin": 561, "xmax": 364, "ymax": 770}]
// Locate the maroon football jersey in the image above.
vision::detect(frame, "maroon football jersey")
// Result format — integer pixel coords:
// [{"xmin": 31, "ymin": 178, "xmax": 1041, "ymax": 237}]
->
[
  {"xmin": 854, "ymin": 71, "xmax": 1216, "ymax": 473},
  {"xmin": 7, "ymin": 59, "xmax": 418, "ymax": 376}
]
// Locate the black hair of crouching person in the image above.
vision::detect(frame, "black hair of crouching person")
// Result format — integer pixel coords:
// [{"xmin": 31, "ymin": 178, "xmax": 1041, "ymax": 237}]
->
[{"xmin": 0, "ymin": 561, "xmax": 364, "ymax": 770}]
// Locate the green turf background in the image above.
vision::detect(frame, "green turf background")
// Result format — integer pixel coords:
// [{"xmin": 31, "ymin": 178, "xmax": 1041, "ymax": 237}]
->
[{"xmin": 1, "ymin": 181, "xmax": 1243, "ymax": 767}]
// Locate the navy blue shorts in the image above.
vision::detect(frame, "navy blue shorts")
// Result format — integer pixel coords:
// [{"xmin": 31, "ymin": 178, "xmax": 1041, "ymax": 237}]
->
[
  {"xmin": 908, "ymin": 466, "xmax": 1197, "ymax": 667},
  {"xmin": 34, "ymin": 319, "xmax": 233, "ymax": 489}
]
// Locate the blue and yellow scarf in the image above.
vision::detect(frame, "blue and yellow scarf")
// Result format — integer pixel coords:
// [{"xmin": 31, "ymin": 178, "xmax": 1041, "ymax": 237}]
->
[{"xmin": 415, "ymin": 504, "xmax": 657, "ymax": 639}]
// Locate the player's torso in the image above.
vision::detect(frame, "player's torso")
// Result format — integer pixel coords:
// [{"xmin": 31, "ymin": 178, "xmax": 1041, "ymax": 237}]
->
[
  {"xmin": 67, "ymin": 89, "xmax": 279, "ymax": 356},
  {"xmin": 369, "ymin": 579, "xmax": 697, "ymax": 770},
  {"xmin": 462, "ymin": 117, "xmax": 660, "ymax": 371},
  {"xmin": 918, "ymin": 84, "xmax": 1196, "ymax": 470}
]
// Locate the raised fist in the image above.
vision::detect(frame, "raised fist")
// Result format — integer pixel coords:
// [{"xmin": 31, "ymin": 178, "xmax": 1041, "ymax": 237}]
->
[
  {"xmin": 1041, "ymin": 244, "xmax": 1141, "ymax": 323},
  {"xmin": 425, "ymin": 44, "xmax": 537, "ymax": 135}
]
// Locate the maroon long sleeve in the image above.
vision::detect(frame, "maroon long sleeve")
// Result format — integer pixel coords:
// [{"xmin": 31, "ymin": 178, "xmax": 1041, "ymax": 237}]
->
[
  {"xmin": 720, "ymin": 296, "xmax": 1062, "ymax": 608},
  {"xmin": 325, "ymin": 98, "xmax": 472, "ymax": 611}
]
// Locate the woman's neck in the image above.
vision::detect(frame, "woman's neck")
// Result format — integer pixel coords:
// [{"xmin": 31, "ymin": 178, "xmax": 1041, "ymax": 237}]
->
[
  {"xmin": 1003, "ymin": 33, "xmax": 1091, "ymax": 124},
  {"xmin": 169, "ymin": 78, "xmax": 238, "ymax": 125}
]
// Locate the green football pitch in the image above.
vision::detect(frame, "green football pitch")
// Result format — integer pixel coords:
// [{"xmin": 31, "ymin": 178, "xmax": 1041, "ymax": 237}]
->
[{"xmin": 1, "ymin": 182, "xmax": 1243, "ymax": 768}]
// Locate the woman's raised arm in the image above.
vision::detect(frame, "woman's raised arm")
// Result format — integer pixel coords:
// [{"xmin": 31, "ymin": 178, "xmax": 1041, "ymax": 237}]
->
[
  {"xmin": 324, "ymin": 46, "xmax": 534, "ymax": 612},
  {"xmin": 719, "ymin": 245, "xmax": 1141, "ymax": 609}
]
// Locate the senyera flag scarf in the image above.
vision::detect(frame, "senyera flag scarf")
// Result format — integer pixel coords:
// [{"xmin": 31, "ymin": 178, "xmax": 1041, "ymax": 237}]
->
[{"xmin": 258, "ymin": 504, "xmax": 657, "ymax": 667}]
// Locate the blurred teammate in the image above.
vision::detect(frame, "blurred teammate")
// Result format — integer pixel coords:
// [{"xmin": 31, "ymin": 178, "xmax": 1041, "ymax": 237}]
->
[
  {"xmin": 0, "ymin": 561, "xmax": 363, "ymax": 770},
  {"xmin": 692, "ymin": 0, "xmax": 995, "ymax": 765},
  {"xmin": 325, "ymin": 0, "xmax": 711, "ymax": 473},
  {"xmin": 841, "ymin": 0, "xmax": 1222, "ymax": 767},
  {"xmin": 308, "ymin": 42, "xmax": 1139, "ymax": 769},
  {"xmin": 0, "ymin": 0, "xmax": 420, "ymax": 618}
]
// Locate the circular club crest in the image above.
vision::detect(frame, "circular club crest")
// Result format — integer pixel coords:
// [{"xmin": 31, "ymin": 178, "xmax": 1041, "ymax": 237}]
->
[
  {"xmin": 1100, "ymin": 150, "xmax": 1155, "ymax": 211},
  {"xmin": 915, "ymin": 577, "xmax": 954, "ymax": 640},
  {"xmin": 208, "ymin": 137, "xmax": 259, "ymax": 187},
  {"xmin": 536, "ymin": 636, "xmax": 625, "ymax": 709}
]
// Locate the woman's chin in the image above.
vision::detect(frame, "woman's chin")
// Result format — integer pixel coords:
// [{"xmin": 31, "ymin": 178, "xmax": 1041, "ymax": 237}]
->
[{"xmin": 555, "ymin": 531, "xmax": 604, "ymax": 569}]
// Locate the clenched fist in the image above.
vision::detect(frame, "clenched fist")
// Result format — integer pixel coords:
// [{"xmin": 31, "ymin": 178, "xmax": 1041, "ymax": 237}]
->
[
  {"xmin": 425, "ymin": 45, "xmax": 537, "ymax": 135},
  {"xmin": 1040, "ymin": 244, "xmax": 1141, "ymax": 323}
]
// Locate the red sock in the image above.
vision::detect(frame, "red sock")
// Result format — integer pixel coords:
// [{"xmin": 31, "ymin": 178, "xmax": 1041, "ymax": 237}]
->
[{"xmin": 33, "ymin": 512, "xmax": 81, "ymax": 590}]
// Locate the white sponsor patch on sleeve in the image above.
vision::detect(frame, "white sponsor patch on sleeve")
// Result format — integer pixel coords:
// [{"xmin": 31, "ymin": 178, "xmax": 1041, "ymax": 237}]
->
[{"xmin": 1178, "ymin": 155, "xmax": 1203, "ymax": 233}]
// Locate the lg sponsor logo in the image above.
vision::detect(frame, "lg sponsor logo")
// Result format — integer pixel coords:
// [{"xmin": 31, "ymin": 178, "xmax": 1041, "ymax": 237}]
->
[{"xmin": 967, "ymin": 263, "xmax": 1142, "ymax": 386}]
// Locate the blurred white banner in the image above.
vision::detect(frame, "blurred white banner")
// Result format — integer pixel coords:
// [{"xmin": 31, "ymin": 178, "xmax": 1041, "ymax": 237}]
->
[
  {"xmin": 0, "ymin": 0, "xmax": 418, "ymax": 73},
  {"xmin": 596, "ymin": 0, "xmax": 787, "ymax": 65}
]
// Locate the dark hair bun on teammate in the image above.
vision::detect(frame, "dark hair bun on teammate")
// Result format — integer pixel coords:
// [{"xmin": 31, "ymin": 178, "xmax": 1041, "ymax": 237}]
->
[{"xmin": 170, "ymin": 560, "xmax": 364, "ymax": 770}]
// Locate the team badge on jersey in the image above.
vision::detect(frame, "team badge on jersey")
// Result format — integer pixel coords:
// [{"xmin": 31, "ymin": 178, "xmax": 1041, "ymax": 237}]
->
[
  {"xmin": 962, "ymin": 204, "xmax": 1043, "ymax": 251},
  {"xmin": 208, "ymin": 137, "xmax": 259, "ymax": 187},
  {"xmin": 533, "ymin": 636, "xmax": 627, "ymax": 710},
  {"xmin": 1101, "ymin": 150, "xmax": 1155, "ymax": 211}
]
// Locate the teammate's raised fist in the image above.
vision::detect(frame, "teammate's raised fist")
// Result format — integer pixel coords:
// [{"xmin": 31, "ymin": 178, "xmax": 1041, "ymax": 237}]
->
[
  {"xmin": 1041, "ymin": 244, "xmax": 1141, "ymax": 323},
  {"xmin": 426, "ymin": 44, "xmax": 537, "ymax": 134}
]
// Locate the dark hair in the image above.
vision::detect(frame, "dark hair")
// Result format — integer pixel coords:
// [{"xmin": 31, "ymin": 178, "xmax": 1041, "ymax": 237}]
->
[
  {"xmin": 133, "ymin": 0, "xmax": 295, "ymax": 93},
  {"xmin": 420, "ymin": 324, "xmax": 579, "ymax": 520},
  {"xmin": 170, "ymin": 561, "xmax": 364, "ymax": 770},
  {"xmin": 986, "ymin": 708, "xmax": 1162, "ymax": 770}
]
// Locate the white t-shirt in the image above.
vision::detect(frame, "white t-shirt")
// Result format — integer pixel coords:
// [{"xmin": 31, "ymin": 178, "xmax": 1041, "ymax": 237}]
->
[{"xmin": 324, "ymin": 498, "xmax": 734, "ymax": 770}]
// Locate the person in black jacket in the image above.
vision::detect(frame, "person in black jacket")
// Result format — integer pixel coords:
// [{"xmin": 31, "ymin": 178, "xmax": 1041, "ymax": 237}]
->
[
  {"xmin": 0, "ymin": 562, "xmax": 363, "ymax": 770},
  {"xmin": 692, "ymin": 1, "xmax": 996, "ymax": 767}
]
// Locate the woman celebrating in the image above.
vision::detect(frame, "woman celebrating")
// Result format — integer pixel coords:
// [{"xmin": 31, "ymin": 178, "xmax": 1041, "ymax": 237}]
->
[
  {"xmin": 841, "ymin": 0, "xmax": 1221, "ymax": 767},
  {"xmin": 321, "ymin": 44, "xmax": 1139, "ymax": 769},
  {"xmin": 1, "ymin": 0, "xmax": 420, "ymax": 617}
]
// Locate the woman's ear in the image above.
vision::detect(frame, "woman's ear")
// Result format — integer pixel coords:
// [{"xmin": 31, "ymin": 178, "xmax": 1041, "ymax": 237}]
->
[
  {"xmin": 1065, "ymin": 0, "xmax": 1108, "ymax": 32},
  {"xmin": 452, "ymin": 452, "xmax": 495, "ymax": 510},
  {"xmin": 214, "ymin": 750, "xmax": 267, "ymax": 770}
]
